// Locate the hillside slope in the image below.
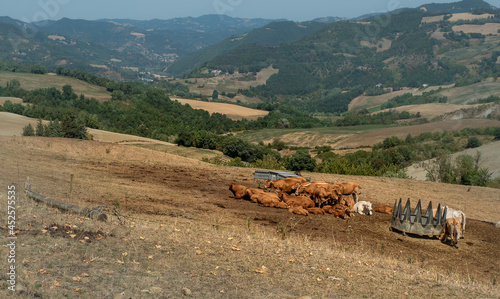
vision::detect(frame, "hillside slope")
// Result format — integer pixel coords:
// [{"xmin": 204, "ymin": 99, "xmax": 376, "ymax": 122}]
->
[
  {"xmin": 0, "ymin": 135, "xmax": 499, "ymax": 298},
  {"xmin": 406, "ymin": 140, "xmax": 500, "ymax": 180}
]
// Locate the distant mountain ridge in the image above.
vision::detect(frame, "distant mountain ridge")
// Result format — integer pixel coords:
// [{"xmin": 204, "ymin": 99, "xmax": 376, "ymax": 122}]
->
[
  {"xmin": 102, "ymin": 14, "xmax": 283, "ymax": 32},
  {"xmin": 0, "ymin": 0, "xmax": 498, "ymax": 81}
]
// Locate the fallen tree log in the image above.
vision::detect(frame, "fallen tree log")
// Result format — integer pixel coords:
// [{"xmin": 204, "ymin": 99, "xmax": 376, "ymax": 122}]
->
[{"xmin": 25, "ymin": 190, "xmax": 107, "ymax": 221}]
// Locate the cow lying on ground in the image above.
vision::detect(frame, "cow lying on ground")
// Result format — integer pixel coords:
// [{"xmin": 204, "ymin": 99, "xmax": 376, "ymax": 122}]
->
[
  {"xmin": 229, "ymin": 183, "xmax": 248, "ymax": 200},
  {"xmin": 250, "ymin": 192, "xmax": 288, "ymax": 209},
  {"xmin": 307, "ymin": 207, "xmax": 325, "ymax": 215},
  {"xmin": 265, "ymin": 177, "xmax": 307, "ymax": 194},
  {"xmin": 374, "ymin": 205, "xmax": 393, "ymax": 215},
  {"xmin": 278, "ymin": 192, "xmax": 315, "ymax": 209},
  {"xmin": 353, "ymin": 201, "xmax": 373, "ymax": 215},
  {"xmin": 333, "ymin": 182, "xmax": 360, "ymax": 203},
  {"xmin": 289, "ymin": 206, "xmax": 309, "ymax": 216},
  {"xmin": 439, "ymin": 217, "xmax": 461, "ymax": 248},
  {"xmin": 338, "ymin": 197, "xmax": 355, "ymax": 212},
  {"xmin": 323, "ymin": 204, "xmax": 352, "ymax": 219}
]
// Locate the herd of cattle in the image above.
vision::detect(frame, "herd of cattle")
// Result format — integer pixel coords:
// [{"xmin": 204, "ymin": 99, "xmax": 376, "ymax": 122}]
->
[
  {"xmin": 228, "ymin": 176, "xmax": 467, "ymax": 248},
  {"xmin": 229, "ymin": 176, "xmax": 374, "ymax": 219}
]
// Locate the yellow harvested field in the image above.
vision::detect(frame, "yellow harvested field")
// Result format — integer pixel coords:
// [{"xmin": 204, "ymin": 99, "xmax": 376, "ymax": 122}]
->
[
  {"xmin": 453, "ymin": 23, "xmax": 500, "ymax": 36},
  {"xmin": 448, "ymin": 13, "xmax": 495, "ymax": 22},
  {"xmin": 421, "ymin": 15, "xmax": 444, "ymax": 23},
  {"xmin": 0, "ymin": 112, "xmax": 48, "ymax": 136},
  {"xmin": 172, "ymin": 98, "xmax": 269, "ymax": 121},
  {"xmin": 0, "ymin": 97, "xmax": 24, "ymax": 106},
  {"xmin": 0, "ymin": 72, "xmax": 111, "ymax": 101}
]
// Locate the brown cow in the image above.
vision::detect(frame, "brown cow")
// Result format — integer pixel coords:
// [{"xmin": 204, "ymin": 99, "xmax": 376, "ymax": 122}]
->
[
  {"xmin": 323, "ymin": 204, "xmax": 351, "ymax": 219},
  {"xmin": 228, "ymin": 183, "xmax": 248, "ymax": 200},
  {"xmin": 333, "ymin": 182, "xmax": 360, "ymax": 203},
  {"xmin": 295, "ymin": 183, "xmax": 341, "ymax": 207},
  {"xmin": 439, "ymin": 217, "xmax": 461, "ymax": 248},
  {"xmin": 278, "ymin": 192, "xmax": 315, "ymax": 209},
  {"xmin": 250, "ymin": 192, "xmax": 281, "ymax": 207},
  {"xmin": 307, "ymin": 207, "xmax": 325, "ymax": 215},
  {"xmin": 338, "ymin": 197, "xmax": 355, "ymax": 211},
  {"xmin": 289, "ymin": 206, "xmax": 309, "ymax": 216},
  {"xmin": 246, "ymin": 187, "xmax": 266, "ymax": 199},
  {"xmin": 273, "ymin": 202, "xmax": 289, "ymax": 209},
  {"xmin": 374, "ymin": 205, "xmax": 394, "ymax": 215},
  {"xmin": 265, "ymin": 178, "xmax": 303, "ymax": 194}
]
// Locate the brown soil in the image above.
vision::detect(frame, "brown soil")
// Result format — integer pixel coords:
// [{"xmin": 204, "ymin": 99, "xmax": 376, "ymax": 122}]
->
[{"xmin": 1, "ymin": 136, "xmax": 499, "ymax": 292}]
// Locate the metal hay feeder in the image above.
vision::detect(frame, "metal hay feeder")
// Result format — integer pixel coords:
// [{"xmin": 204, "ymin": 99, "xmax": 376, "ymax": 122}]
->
[{"xmin": 390, "ymin": 198, "xmax": 447, "ymax": 237}]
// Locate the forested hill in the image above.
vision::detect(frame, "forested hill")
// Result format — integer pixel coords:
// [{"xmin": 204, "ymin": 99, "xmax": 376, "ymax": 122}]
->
[
  {"xmin": 417, "ymin": 0, "xmax": 495, "ymax": 14},
  {"xmin": 182, "ymin": 1, "xmax": 500, "ymax": 114},
  {"xmin": 195, "ymin": 10, "xmax": 464, "ymax": 92},
  {"xmin": 0, "ymin": 15, "xmax": 282, "ymax": 80},
  {"xmin": 167, "ymin": 21, "xmax": 328, "ymax": 76}
]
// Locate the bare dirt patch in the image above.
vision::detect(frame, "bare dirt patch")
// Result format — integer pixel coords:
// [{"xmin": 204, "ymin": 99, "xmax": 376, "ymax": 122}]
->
[
  {"xmin": 0, "ymin": 136, "xmax": 499, "ymax": 297},
  {"xmin": 172, "ymin": 97, "xmax": 269, "ymax": 121}
]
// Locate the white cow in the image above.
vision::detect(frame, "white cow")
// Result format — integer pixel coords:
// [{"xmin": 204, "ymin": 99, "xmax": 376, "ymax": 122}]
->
[
  {"xmin": 444, "ymin": 206, "xmax": 466, "ymax": 239},
  {"xmin": 353, "ymin": 201, "xmax": 373, "ymax": 215}
]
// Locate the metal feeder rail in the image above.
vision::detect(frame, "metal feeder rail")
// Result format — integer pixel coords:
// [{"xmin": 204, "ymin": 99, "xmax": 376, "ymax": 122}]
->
[{"xmin": 390, "ymin": 198, "xmax": 447, "ymax": 237}]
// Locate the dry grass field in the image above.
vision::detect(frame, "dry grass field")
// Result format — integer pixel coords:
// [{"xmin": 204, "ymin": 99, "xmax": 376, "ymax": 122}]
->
[
  {"xmin": 180, "ymin": 66, "xmax": 278, "ymax": 104},
  {"xmin": 373, "ymin": 103, "xmax": 487, "ymax": 119},
  {"xmin": 0, "ymin": 97, "xmax": 24, "ymax": 106},
  {"xmin": 252, "ymin": 119, "xmax": 500, "ymax": 149},
  {"xmin": 448, "ymin": 13, "xmax": 495, "ymax": 22},
  {"xmin": 0, "ymin": 135, "xmax": 499, "ymax": 298},
  {"xmin": 452, "ymin": 23, "xmax": 500, "ymax": 36},
  {"xmin": 0, "ymin": 72, "xmax": 111, "ymax": 102},
  {"xmin": 348, "ymin": 89, "xmax": 420, "ymax": 111},
  {"xmin": 171, "ymin": 98, "xmax": 269, "ymax": 121}
]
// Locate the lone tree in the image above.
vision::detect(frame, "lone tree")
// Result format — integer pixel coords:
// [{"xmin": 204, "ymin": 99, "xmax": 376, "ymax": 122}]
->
[
  {"xmin": 285, "ymin": 150, "xmax": 316, "ymax": 172},
  {"xmin": 465, "ymin": 136, "xmax": 482, "ymax": 149},
  {"xmin": 494, "ymin": 127, "xmax": 500, "ymax": 140},
  {"xmin": 61, "ymin": 114, "xmax": 88, "ymax": 139},
  {"xmin": 22, "ymin": 123, "xmax": 35, "ymax": 136}
]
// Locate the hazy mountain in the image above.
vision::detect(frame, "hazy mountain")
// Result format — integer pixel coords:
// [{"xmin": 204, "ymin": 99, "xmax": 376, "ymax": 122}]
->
[{"xmin": 103, "ymin": 14, "xmax": 282, "ymax": 32}]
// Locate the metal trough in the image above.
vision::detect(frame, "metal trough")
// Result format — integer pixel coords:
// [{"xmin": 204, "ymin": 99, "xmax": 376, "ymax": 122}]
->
[
  {"xmin": 253, "ymin": 170, "xmax": 310, "ymax": 187},
  {"xmin": 390, "ymin": 198, "xmax": 447, "ymax": 237}
]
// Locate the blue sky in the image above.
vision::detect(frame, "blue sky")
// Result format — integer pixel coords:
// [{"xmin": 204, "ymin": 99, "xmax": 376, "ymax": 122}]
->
[{"xmin": 4, "ymin": 0, "xmax": 500, "ymax": 22}]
